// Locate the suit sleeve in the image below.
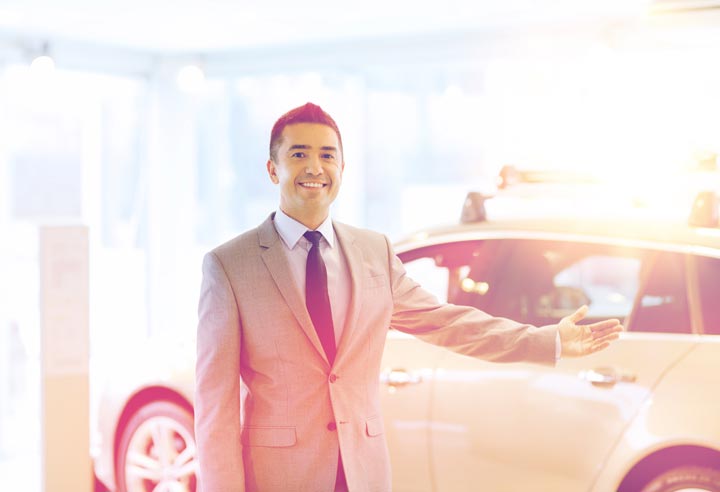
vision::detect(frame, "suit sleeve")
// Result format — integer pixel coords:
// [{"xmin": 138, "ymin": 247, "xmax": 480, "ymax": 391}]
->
[
  {"xmin": 385, "ymin": 236, "xmax": 558, "ymax": 366},
  {"xmin": 195, "ymin": 252, "xmax": 245, "ymax": 492}
]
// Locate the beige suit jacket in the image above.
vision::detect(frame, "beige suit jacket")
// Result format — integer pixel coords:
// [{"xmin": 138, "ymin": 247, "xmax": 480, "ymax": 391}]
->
[{"xmin": 195, "ymin": 214, "xmax": 557, "ymax": 492}]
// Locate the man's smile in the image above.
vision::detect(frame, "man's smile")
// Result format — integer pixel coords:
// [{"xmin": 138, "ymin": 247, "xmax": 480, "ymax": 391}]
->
[{"xmin": 299, "ymin": 182, "xmax": 327, "ymax": 188}]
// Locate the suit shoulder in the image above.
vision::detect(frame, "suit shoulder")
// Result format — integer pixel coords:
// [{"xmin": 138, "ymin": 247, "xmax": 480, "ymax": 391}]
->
[
  {"xmin": 207, "ymin": 226, "xmax": 262, "ymax": 261},
  {"xmin": 334, "ymin": 221, "xmax": 390, "ymax": 250}
]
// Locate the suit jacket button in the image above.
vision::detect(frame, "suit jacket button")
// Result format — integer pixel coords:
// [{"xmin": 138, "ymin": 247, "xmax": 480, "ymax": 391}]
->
[
  {"xmin": 329, "ymin": 374, "xmax": 338, "ymax": 383},
  {"xmin": 327, "ymin": 422, "xmax": 337, "ymax": 431}
]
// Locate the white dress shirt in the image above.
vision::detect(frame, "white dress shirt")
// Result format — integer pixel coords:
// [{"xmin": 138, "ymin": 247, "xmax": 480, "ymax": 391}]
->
[{"xmin": 273, "ymin": 209, "xmax": 352, "ymax": 346}]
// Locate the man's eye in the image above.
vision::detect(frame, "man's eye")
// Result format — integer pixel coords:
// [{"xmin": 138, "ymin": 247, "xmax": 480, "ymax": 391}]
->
[
  {"xmin": 291, "ymin": 152, "xmax": 306, "ymax": 158},
  {"xmin": 322, "ymin": 154, "xmax": 335, "ymax": 160}
]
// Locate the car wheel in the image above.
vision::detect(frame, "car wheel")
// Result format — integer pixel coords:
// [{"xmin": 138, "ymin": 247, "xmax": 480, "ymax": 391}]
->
[
  {"xmin": 115, "ymin": 400, "xmax": 197, "ymax": 492},
  {"xmin": 640, "ymin": 466, "xmax": 720, "ymax": 492},
  {"xmin": 94, "ymin": 471, "xmax": 110, "ymax": 492}
]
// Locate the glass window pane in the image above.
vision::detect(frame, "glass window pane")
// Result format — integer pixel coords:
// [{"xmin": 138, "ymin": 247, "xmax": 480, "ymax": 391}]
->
[
  {"xmin": 399, "ymin": 241, "xmax": 484, "ymax": 305},
  {"xmin": 631, "ymin": 252, "xmax": 690, "ymax": 334},
  {"xmin": 554, "ymin": 255, "xmax": 640, "ymax": 320},
  {"xmin": 403, "ymin": 257, "xmax": 449, "ymax": 304},
  {"xmin": 696, "ymin": 256, "xmax": 720, "ymax": 335},
  {"xmin": 456, "ymin": 240, "xmax": 643, "ymax": 326}
]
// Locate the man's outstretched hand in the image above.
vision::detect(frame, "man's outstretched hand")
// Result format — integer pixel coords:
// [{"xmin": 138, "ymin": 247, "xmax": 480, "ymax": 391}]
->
[{"xmin": 558, "ymin": 305, "xmax": 624, "ymax": 358}]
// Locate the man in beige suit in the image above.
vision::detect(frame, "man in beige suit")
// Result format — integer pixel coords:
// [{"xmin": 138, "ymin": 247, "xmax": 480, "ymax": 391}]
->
[{"xmin": 195, "ymin": 103, "xmax": 623, "ymax": 492}]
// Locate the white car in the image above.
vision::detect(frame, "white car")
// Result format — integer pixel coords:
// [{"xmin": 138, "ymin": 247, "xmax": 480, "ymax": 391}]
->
[{"xmin": 93, "ymin": 191, "xmax": 720, "ymax": 492}]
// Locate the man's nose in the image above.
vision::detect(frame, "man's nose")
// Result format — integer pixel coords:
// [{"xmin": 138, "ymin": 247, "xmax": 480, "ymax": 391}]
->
[{"xmin": 305, "ymin": 156, "xmax": 324, "ymax": 175}]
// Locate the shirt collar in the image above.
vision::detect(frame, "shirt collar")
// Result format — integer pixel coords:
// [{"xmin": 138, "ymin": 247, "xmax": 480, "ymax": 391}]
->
[{"xmin": 274, "ymin": 209, "xmax": 335, "ymax": 249}]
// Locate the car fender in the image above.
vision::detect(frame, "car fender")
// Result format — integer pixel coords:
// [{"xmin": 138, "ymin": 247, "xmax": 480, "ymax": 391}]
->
[
  {"xmin": 92, "ymin": 339, "xmax": 196, "ymax": 490},
  {"xmin": 591, "ymin": 338, "xmax": 720, "ymax": 492}
]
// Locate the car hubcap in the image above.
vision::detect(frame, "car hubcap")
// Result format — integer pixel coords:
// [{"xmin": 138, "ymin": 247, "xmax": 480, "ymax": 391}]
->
[{"xmin": 125, "ymin": 415, "xmax": 197, "ymax": 492}]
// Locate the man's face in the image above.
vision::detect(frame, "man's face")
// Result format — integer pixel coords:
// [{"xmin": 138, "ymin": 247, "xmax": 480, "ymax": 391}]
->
[{"xmin": 267, "ymin": 123, "xmax": 344, "ymax": 225}]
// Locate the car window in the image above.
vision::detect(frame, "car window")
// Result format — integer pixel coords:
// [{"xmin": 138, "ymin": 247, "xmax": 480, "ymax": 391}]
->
[
  {"xmin": 400, "ymin": 239, "xmax": 699, "ymax": 335},
  {"xmin": 398, "ymin": 241, "xmax": 486, "ymax": 305},
  {"xmin": 695, "ymin": 255, "xmax": 720, "ymax": 335},
  {"xmin": 448, "ymin": 239, "xmax": 643, "ymax": 326},
  {"xmin": 553, "ymin": 255, "xmax": 640, "ymax": 320},
  {"xmin": 630, "ymin": 251, "xmax": 691, "ymax": 334},
  {"xmin": 403, "ymin": 256, "xmax": 450, "ymax": 303}
]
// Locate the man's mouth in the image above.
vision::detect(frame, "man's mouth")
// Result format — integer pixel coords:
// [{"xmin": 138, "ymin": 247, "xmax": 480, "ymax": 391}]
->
[{"xmin": 300, "ymin": 182, "xmax": 327, "ymax": 188}]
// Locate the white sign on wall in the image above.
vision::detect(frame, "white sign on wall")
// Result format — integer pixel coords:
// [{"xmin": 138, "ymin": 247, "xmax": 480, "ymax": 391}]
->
[{"xmin": 40, "ymin": 225, "xmax": 91, "ymax": 492}]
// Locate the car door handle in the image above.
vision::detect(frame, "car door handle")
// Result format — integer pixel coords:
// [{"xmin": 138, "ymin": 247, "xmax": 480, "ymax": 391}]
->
[
  {"xmin": 380, "ymin": 369, "xmax": 423, "ymax": 387},
  {"xmin": 579, "ymin": 367, "xmax": 637, "ymax": 387}
]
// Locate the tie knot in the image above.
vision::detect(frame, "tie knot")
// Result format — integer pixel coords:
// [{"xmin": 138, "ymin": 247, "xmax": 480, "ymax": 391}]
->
[{"xmin": 304, "ymin": 230, "xmax": 323, "ymax": 247}]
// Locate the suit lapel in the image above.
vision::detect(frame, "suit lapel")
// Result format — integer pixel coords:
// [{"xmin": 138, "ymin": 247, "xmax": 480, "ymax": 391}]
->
[
  {"xmin": 258, "ymin": 214, "xmax": 330, "ymax": 366},
  {"xmin": 333, "ymin": 222, "xmax": 365, "ymax": 359}
]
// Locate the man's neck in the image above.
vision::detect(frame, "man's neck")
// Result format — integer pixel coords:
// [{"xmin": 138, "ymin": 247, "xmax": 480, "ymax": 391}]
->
[{"xmin": 280, "ymin": 207, "xmax": 328, "ymax": 231}]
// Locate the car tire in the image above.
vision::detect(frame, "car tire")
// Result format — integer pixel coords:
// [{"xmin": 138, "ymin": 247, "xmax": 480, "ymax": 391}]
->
[
  {"xmin": 94, "ymin": 471, "xmax": 110, "ymax": 492},
  {"xmin": 640, "ymin": 466, "xmax": 720, "ymax": 492},
  {"xmin": 115, "ymin": 400, "xmax": 197, "ymax": 492}
]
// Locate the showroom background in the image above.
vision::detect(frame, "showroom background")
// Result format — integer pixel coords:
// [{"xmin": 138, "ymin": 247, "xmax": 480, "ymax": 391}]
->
[{"xmin": 1, "ymin": 0, "xmax": 720, "ymax": 489}]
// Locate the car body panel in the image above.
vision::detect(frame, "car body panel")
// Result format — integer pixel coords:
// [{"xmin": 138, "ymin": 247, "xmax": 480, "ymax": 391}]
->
[
  {"xmin": 591, "ymin": 339, "xmax": 720, "ymax": 491},
  {"xmin": 379, "ymin": 330, "xmax": 439, "ymax": 492},
  {"xmin": 395, "ymin": 219, "xmax": 720, "ymax": 258},
  {"xmin": 428, "ymin": 334, "xmax": 697, "ymax": 491}
]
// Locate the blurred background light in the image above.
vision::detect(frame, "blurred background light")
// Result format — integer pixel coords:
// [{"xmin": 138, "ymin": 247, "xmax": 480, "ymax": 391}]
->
[
  {"xmin": 176, "ymin": 64, "xmax": 205, "ymax": 94},
  {"xmin": 30, "ymin": 54, "xmax": 54, "ymax": 74}
]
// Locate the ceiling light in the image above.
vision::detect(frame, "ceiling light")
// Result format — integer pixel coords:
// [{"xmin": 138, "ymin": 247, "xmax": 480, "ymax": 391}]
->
[
  {"xmin": 30, "ymin": 55, "xmax": 55, "ymax": 74},
  {"xmin": 30, "ymin": 42, "xmax": 55, "ymax": 77}
]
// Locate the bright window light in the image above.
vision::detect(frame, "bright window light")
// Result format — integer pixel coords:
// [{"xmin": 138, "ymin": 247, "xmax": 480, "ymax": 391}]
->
[{"xmin": 177, "ymin": 64, "xmax": 205, "ymax": 94}]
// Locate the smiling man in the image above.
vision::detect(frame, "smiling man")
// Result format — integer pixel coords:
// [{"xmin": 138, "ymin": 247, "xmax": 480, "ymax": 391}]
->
[
  {"xmin": 267, "ymin": 120, "xmax": 344, "ymax": 230},
  {"xmin": 194, "ymin": 102, "xmax": 623, "ymax": 492}
]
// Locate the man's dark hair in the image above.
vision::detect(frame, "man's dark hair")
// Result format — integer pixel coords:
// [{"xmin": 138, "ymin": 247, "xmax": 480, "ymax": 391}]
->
[{"xmin": 269, "ymin": 102, "xmax": 343, "ymax": 161}]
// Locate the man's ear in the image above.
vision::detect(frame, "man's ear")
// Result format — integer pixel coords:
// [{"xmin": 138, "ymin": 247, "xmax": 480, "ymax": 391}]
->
[{"xmin": 267, "ymin": 159, "xmax": 279, "ymax": 184}]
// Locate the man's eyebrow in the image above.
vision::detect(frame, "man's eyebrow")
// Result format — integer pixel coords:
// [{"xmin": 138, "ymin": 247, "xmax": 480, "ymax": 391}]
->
[{"xmin": 287, "ymin": 144, "xmax": 338, "ymax": 152}]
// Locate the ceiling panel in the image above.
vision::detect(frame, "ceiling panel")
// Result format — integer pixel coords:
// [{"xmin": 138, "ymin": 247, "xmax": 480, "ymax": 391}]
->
[{"xmin": 0, "ymin": 0, "xmax": 652, "ymax": 53}]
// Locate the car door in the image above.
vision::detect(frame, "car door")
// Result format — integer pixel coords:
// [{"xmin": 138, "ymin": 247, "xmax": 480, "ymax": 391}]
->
[
  {"xmin": 380, "ymin": 331, "xmax": 441, "ymax": 492},
  {"xmin": 424, "ymin": 239, "xmax": 697, "ymax": 491},
  {"xmin": 381, "ymin": 247, "xmax": 470, "ymax": 492}
]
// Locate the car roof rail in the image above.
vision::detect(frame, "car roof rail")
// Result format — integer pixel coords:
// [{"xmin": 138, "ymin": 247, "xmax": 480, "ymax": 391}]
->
[
  {"xmin": 497, "ymin": 165, "xmax": 600, "ymax": 189},
  {"xmin": 689, "ymin": 191, "xmax": 719, "ymax": 228},
  {"xmin": 461, "ymin": 192, "xmax": 492, "ymax": 224}
]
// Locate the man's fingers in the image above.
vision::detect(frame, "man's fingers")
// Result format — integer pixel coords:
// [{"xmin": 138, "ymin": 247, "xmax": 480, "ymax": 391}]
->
[
  {"xmin": 587, "ymin": 319, "xmax": 622, "ymax": 332},
  {"xmin": 592, "ymin": 332, "xmax": 621, "ymax": 347},
  {"xmin": 589, "ymin": 332, "xmax": 622, "ymax": 352},
  {"xmin": 591, "ymin": 324, "xmax": 624, "ymax": 340},
  {"xmin": 567, "ymin": 305, "xmax": 589, "ymax": 323}
]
